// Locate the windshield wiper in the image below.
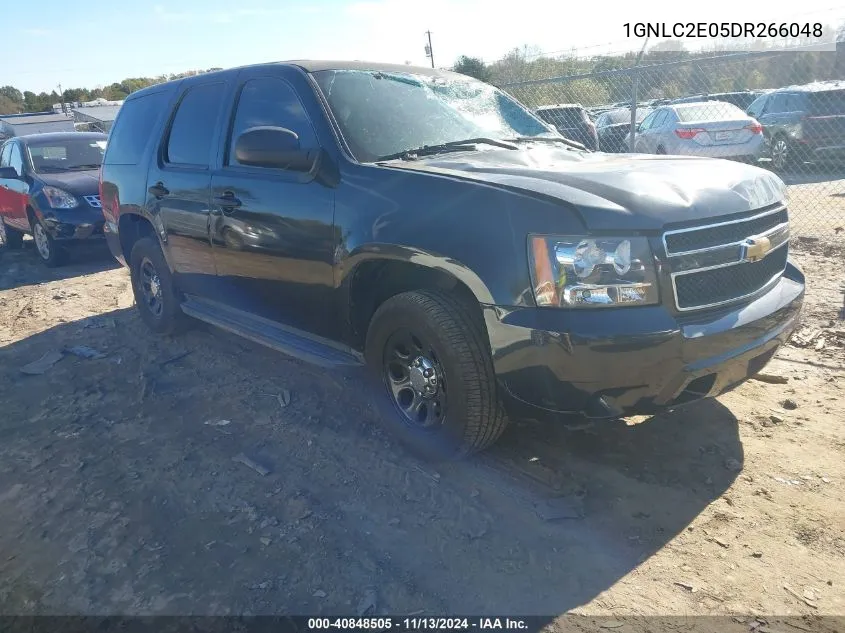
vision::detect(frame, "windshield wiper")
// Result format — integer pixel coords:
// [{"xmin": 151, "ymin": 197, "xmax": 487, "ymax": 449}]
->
[
  {"xmin": 37, "ymin": 165, "xmax": 70, "ymax": 172},
  {"xmin": 67, "ymin": 163, "xmax": 102, "ymax": 170},
  {"xmin": 375, "ymin": 137, "xmax": 518, "ymax": 162},
  {"xmin": 507, "ymin": 136, "xmax": 587, "ymax": 151}
]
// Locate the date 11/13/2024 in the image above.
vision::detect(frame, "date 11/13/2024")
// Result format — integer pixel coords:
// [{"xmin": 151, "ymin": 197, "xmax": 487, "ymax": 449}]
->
[{"xmin": 306, "ymin": 617, "xmax": 530, "ymax": 630}]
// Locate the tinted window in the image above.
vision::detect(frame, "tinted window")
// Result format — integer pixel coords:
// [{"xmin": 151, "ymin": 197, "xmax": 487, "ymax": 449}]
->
[
  {"xmin": 105, "ymin": 91, "xmax": 169, "ymax": 165},
  {"xmin": 228, "ymin": 77, "xmax": 317, "ymax": 167},
  {"xmin": 808, "ymin": 90, "xmax": 845, "ymax": 116},
  {"xmin": 652, "ymin": 110, "xmax": 669, "ymax": 128},
  {"xmin": 539, "ymin": 107, "xmax": 583, "ymax": 127},
  {"xmin": 0, "ymin": 143, "xmax": 11, "ymax": 167},
  {"xmin": 166, "ymin": 83, "xmax": 226, "ymax": 166},
  {"xmin": 676, "ymin": 102, "xmax": 745, "ymax": 122},
  {"xmin": 8, "ymin": 144, "xmax": 23, "ymax": 174},
  {"xmin": 767, "ymin": 94, "xmax": 788, "ymax": 114}
]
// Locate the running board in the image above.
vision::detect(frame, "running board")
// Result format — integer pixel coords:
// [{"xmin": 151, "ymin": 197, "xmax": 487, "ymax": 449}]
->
[{"xmin": 180, "ymin": 296, "xmax": 364, "ymax": 368}]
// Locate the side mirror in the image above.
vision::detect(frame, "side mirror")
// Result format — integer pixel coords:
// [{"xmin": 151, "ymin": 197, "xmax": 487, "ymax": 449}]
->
[
  {"xmin": 234, "ymin": 126, "xmax": 317, "ymax": 172},
  {"xmin": 0, "ymin": 166, "xmax": 19, "ymax": 179}
]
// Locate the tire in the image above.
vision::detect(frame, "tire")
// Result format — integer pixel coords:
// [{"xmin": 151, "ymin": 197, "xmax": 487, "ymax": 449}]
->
[
  {"xmin": 365, "ymin": 289, "xmax": 508, "ymax": 461},
  {"xmin": 1, "ymin": 221, "xmax": 24, "ymax": 249},
  {"xmin": 30, "ymin": 216, "xmax": 67, "ymax": 267},
  {"xmin": 129, "ymin": 236, "xmax": 188, "ymax": 335},
  {"xmin": 656, "ymin": 145, "xmax": 667, "ymax": 155},
  {"xmin": 770, "ymin": 135, "xmax": 797, "ymax": 172}
]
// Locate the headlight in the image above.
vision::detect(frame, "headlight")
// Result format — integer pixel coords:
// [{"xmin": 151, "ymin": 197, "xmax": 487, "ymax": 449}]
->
[
  {"xmin": 529, "ymin": 235, "xmax": 659, "ymax": 307},
  {"xmin": 41, "ymin": 186, "xmax": 79, "ymax": 209}
]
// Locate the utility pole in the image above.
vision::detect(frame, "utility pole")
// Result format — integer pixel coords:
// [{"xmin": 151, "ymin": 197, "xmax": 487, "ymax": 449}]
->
[{"xmin": 424, "ymin": 31, "xmax": 435, "ymax": 68}]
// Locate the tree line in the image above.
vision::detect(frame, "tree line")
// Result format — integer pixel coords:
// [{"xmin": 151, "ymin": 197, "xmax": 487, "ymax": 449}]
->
[
  {"xmin": 455, "ymin": 34, "xmax": 845, "ymax": 108},
  {"xmin": 0, "ymin": 68, "xmax": 223, "ymax": 115}
]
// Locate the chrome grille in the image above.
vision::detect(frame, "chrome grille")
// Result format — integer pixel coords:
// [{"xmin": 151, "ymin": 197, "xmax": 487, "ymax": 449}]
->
[
  {"xmin": 83, "ymin": 195, "xmax": 102, "ymax": 208},
  {"xmin": 663, "ymin": 206, "xmax": 790, "ymax": 312}
]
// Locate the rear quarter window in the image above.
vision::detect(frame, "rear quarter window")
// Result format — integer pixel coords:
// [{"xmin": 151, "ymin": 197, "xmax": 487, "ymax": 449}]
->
[
  {"xmin": 809, "ymin": 90, "xmax": 845, "ymax": 116},
  {"xmin": 104, "ymin": 91, "xmax": 170, "ymax": 166}
]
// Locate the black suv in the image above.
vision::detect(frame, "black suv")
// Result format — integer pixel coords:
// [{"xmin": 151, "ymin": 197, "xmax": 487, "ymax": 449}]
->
[
  {"xmin": 100, "ymin": 61, "xmax": 804, "ymax": 460},
  {"xmin": 746, "ymin": 81, "xmax": 845, "ymax": 171}
]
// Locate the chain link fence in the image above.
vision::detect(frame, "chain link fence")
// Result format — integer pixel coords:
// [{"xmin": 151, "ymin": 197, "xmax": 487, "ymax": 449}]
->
[{"xmin": 500, "ymin": 50, "xmax": 845, "ymax": 239}]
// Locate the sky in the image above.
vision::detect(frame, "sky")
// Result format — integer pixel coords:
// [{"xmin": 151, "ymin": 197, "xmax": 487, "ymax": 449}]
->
[{"xmin": 2, "ymin": 0, "xmax": 844, "ymax": 93}]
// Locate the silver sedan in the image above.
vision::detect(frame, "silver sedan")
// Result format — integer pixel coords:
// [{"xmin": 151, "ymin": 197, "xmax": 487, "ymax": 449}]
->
[{"xmin": 632, "ymin": 101, "xmax": 765, "ymax": 162}]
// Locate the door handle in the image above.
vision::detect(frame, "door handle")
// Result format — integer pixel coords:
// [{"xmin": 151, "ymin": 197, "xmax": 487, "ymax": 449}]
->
[
  {"xmin": 213, "ymin": 191, "xmax": 242, "ymax": 211},
  {"xmin": 148, "ymin": 182, "xmax": 169, "ymax": 198}
]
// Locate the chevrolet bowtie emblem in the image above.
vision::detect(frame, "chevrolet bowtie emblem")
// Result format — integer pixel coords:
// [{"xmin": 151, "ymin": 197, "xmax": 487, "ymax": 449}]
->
[{"xmin": 741, "ymin": 235, "xmax": 772, "ymax": 263}]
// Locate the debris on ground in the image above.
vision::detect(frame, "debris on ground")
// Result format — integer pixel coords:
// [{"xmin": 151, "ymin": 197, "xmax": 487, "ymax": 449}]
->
[
  {"xmin": 357, "ymin": 586, "xmax": 378, "ymax": 616},
  {"xmin": 724, "ymin": 458, "xmax": 742, "ymax": 472},
  {"xmin": 159, "ymin": 350, "xmax": 192, "ymax": 366},
  {"xmin": 790, "ymin": 328, "xmax": 824, "ymax": 348},
  {"xmin": 751, "ymin": 373, "xmax": 789, "ymax": 384},
  {"xmin": 673, "ymin": 581, "xmax": 697, "ymax": 593},
  {"xmin": 781, "ymin": 399, "xmax": 799, "ymax": 410},
  {"xmin": 204, "ymin": 419, "xmax": 232, "ymax": 427},
  {"xmin": 312, "ymin": 589, "xmax": 327, "ymax": 599},
  {"xmin": 259, "ymin": 537, "xmax": 271, "ymax": 547},
  {"xmin": 783, "ymin": 583, "xmax": 818, "ymax": 608},
  {"xmin": 232, "ymin": 453, "xmax": 272, "ymax": 476},
  {"xmin": 19, "ymin": 350, "xmax": 65, "ymax": 375},
  {"xmin": 63, "ymin": 345, "xmax": 106, "ymax": 360}
]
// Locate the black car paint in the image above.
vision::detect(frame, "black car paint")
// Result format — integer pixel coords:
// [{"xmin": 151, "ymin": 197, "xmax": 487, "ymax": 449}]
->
[
  {"xmin": 100, "ymin": 62, "xmax": 804, "ymax": 422},
  {"xmin": 0, "ymin": 132, "xmax": 108, "ymax": 242}
]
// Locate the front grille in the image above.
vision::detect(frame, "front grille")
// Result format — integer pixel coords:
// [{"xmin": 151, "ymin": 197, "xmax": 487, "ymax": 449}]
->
[
  {"xmin": 665, "ymin": 207, "xmax": 787, "ymax": 254},
  {"xmin": 664, "ymin": 206, "xmax": 790, "ymax": 311},
  {"xmin": 674, "ymin": 244, "xmax": 788, "ymax": 310},
  {"xmin": 83, "ymin": 195, "xmax": 102, "ymax": 208}
]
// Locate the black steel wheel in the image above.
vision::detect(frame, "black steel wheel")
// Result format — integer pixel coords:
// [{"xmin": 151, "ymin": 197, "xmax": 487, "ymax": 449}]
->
[
  {"xmin": 383, "ymin": 328, "xmax": 448, "ymax": 430},
  {"xmin": 129, "ymin": 237, "xmax": 188, "ymax": 335},
  {"xmin": 365, "ymin": 289, "xmax": 508, "ymax": 461}
]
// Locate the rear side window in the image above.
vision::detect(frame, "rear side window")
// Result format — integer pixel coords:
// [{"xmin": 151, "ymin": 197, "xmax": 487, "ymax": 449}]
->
[
  {"xmin": 676, "ymin": 102, "xmax": 745, "ymax": 122},
  {"xmin": 165, "ymin": 82, "xmax": 227, "ymax": 167},
  {"xmin": 544, "ymin": 108, "xmax": 584, "ymax": 126},
  {"xmin": 227, "ymin": 77, "xmax": 317, "ymax": 167},
  {"xmin": 809, "ymin": 90, "xmax": 845, "ymax": 116},
  {"xmin": 8, "ymin": 144, "xmax": 23, "ymax": 174},
  {"xmin": 0, "ymin": 143, "xmax": 11, "ymax": 167},
  {"xmin": 105, "ymin": 91, "xmax": 169, "ymax": 165}
]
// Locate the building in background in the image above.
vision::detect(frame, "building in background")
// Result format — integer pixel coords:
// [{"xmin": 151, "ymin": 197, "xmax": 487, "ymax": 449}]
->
[
  {"xmin": 71, "ymin": 103, "xmax": 123, "ymax": 133},
  {"xmin": 0, "ymin": 112, "xmax": 76, "ymax": 140}
]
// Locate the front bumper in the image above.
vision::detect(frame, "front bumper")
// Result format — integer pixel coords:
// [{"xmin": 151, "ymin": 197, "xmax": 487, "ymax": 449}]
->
[
  {"xmin": 485, "ymin": 261, "xmax": 804, "ymax": 421},
  {"xmin": 40, "ymin": 208, "xmax": 106, "ymax": 242}
]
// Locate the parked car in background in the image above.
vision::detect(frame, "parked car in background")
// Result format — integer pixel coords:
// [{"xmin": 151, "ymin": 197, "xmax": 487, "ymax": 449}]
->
[
  {"xmin": 595, "ymin": 107, "xmax": 653, "ymax": 152},
  {"xmin": 746, "ymin": 80, "xmax": 845, "ymax": 171},
  {"xmin": 632, "ymin": 101, "xmax": 764, "ymax": 161},
  {"xmin": 671, "ymin": 90, "xmax": 764, "ymax": 111},
  {"xmin": 99, "ymin": 60, "xmax": 802, "ymax": 460},
  {"xmin": 535, "ymin": 103, "xmax": 598, "ymax": 150},
  {"xmin": 0, "ymin": 132, "xmax": 108, "ymax": 266}
]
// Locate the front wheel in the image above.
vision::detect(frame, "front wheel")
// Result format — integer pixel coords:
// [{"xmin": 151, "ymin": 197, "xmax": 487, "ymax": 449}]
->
[
  {"xmin": 31, "ymin": 218, "xmax": 66, "ymax": 267},
  {"xmin": 129, "ymin": 237, "xmax": 188, "ymax": 335},
  {"xmin": 365, "ymin": 290, "xmax": 508, "ymax": 461},
  {"xmin": 770, "ymin": 135, "xmax": 799, "ymax": 172}
]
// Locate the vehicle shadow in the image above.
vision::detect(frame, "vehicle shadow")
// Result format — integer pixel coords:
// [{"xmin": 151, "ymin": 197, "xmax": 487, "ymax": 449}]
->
[
  {"xmin": 0, "ymin": 310, "xmax": 741, "ymax": 618},
  {"xmin": 0, "ymin": 240, "xmax": 118, "ymax": 292}
]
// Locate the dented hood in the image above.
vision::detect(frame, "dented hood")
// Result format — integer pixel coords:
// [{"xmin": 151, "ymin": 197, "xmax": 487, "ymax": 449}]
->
[{"xmin": 384, "ymin": 146, "xmax": 786, "ymax": 231}]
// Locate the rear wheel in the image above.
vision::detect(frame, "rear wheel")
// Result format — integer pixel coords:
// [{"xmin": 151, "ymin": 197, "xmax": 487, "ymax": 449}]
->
[
  {"xmin": 365, "ymin": 290, "xmax": 508, "ymax": 461},
  {"xmin": 656, "ymin": 145, "xmax": 667, "ymax": 155},
  {"xmin": 129, "ymin": 237, "xmax": 188, "ymax": 335},
  {"xmin": 31, "ymin": 217, "xmax": 67, "ymax": 267},
  {"xmin": 770, "ymin": 135, "xmax": 799, "ymax": 171}
]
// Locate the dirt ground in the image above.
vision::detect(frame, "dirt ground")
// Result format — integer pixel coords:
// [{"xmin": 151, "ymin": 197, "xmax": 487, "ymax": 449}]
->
[{"xmin": 0, "ymin": 236, "xmax": 843, "ymax": 626}]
